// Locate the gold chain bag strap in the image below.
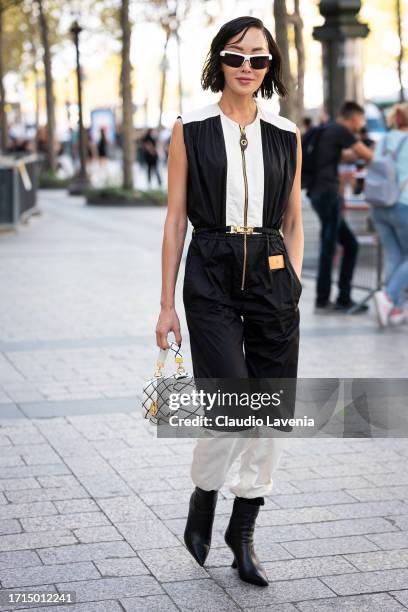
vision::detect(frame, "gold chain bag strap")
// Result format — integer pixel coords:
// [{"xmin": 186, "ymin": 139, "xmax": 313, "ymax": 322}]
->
[{"xmin": 142, "ymin": 342, "xmax": 191, "ymax": 426}]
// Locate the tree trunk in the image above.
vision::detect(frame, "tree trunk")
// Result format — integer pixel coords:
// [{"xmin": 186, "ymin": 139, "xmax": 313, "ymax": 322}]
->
[
  {"xmin": 273, "ymin": 0, "xmax": 295, "ymax": 121},
  {"xmin": 37, "ymin": 0, "xmax": 56, "ymax": 172},
  {"xmin": 176, "ymin": 31, "xmax": 183, "ymax": 117},
  {"xmin": 292, "ymin": 0, "xmax": 305, "ymax": 125},
  {"xmin": 158, "ymin": 28, "xmax": 171, "ymax": 130},
  {"xmin": 0, "ymin": 4, "xmax": 8, "ymax": 153},
  {"xmin": 396, "ymin": 0, "xmax": 405, "ymax": 102},
  {"xmin": 120, "ymin": 0, "xmax": 133, "ymax": 190}
]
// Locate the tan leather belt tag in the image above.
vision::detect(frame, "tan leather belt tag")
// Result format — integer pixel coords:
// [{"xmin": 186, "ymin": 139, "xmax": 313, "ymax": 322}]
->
[{"xmin": 268, "ymin": 254, "xmax": 285, "ymax": 270}]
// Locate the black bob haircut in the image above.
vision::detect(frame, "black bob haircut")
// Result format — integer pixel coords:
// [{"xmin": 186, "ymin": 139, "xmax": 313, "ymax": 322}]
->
[{"xmin": 201, "ymin": 16, "xmax": 287, "ymax": 100}]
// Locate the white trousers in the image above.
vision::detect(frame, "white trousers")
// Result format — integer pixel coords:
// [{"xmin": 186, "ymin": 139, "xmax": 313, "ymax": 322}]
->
[{"xmin": 190, "ymin": 427, "xmax": 289, "ymax": 498}]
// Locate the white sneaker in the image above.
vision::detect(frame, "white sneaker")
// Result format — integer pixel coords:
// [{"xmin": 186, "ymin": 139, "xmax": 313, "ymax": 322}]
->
[
  {"xmin": 373, "ymin": 290, "xmax": 393, "ymax": 327},
  {"xmin": 389, "ymin": 307, "xmax": 407, "ymax": 326}
]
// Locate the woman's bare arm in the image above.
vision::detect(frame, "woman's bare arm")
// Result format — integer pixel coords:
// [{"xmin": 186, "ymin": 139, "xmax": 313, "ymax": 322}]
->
[
  {"xmin": 281, "ymin": 127, "xmax": 304, "ymax": 281},
  {"xmin": 155, "ymin": 118, "xmax": 188, "ymax": 349}
]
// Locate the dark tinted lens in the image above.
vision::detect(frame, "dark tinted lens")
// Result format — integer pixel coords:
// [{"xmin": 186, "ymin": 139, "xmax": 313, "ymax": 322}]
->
[
  {"xmin": 250, "ymin": 56, "xmax": 270, "ymax": 69},
  {"xmin": 221, "ymin": 53, "xmax": 244, "ymax": 68}
]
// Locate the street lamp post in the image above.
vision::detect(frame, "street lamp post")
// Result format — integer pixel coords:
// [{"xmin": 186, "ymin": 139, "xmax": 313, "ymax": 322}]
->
[
  {"xmin": 313, "ymin": 0, "xmax": 369, "ymax": 119},
  {"xmin": 69, "ymin": 20, "xmax": 90, "ymax": 195}
]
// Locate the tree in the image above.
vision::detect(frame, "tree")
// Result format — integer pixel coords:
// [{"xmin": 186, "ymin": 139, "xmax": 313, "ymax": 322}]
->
[
  {"xmin": 120, "ymin": 0, "xmax": 133, "ymax": 190},
  {"xmin": 396, "ymin": 0, "xmax": 405, "ymax": 102},
  {"xmin": 288, "ymin": 0, "xmax": 305, "ymax": 124},
  {"xmin": 0, "ymin": 0, "xmax": 26, "ymax": 153},
  {"xmin": 0, "ymin": 3, "xmax": 7, "ymax": 152},
  {"xmin": 273, "ymin": 0, "xmax": 295, "ymax": 121},
  {"xmin": 36, "ymin": 0, "xmax": 56, "ymax": 171}
]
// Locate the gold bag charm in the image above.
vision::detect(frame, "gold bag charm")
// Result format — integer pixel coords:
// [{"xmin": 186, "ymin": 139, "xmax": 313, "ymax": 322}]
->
[{"xmin": 268, "ymin": 254, "xmax": 285, "ymax": 270}]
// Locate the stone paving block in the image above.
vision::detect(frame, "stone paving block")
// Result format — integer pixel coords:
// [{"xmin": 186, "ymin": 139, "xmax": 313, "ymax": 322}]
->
[
  {"xmin": 256, "ymin": 506, "xmax": 337, "ymax": 526},
  {"xmin": 0, "ymin": 464, "xmax": 70, "ymax": 479},
  {"xmin": 387, "ymin": 514, "xmax": 408, "ymax": 530},
  {"xmin": 260, "ymin": 555, "xmax": 358, "ymax": 581},
  {"xmin": 73, "ymin": 525, "xmax": 123, "ymax": 544},
  {"xmin": 53, "ymin": 498, "xmax": 98, "ymax": 513},
  {"xmin": 366, "ymin": 531, "xmax": 408, "ymax": 550},
  {"xmin": 0, "ymin": 519, "xmax": 21, "ymax": 535},
  {"xmin": 391, "ymin": 590, "xmax": 408, "ymax": 607},
  {"xmin": 311, "ymin": 463, "xmax": 391, "ymax": 478},
  {"xmin": 138, "ymin": 488, "xmax": 193, "ymax": 506},
  {"xmin": 138, "ymin": 546, "xmax": 208, "ymax": 582},
  {"xmin": 55, "ymin": 576, "xmax": 163, "ymax": 602},
  {"xmin": 0, "ymin": 560, "xmax": 99, "ymax": 588},
  {"xmin": 62, "ymin": 455, "xmax": 113, "ymax": 476},
  {"xmin": 95, "ymin": 557, "xmax": 148, "ymax": 577},
  {"xmin": 344, "ymin": 549, "xmax": 408, "ymax": 571},
  {"xmin": 116, "ymin": 520, "xmax": 181, "ymax": 550},
  {"xmin": 18, "ymin": 602, "xmax": 123, "ymax": 612},
  {"xmin": 290, "ymin": 476, "xmax": 370, "ymax": 493},
  {"xmin": 38, "ymin": 541, "xmax": 136, "ymax": 564},
  {"xmin": 225, "ymin": 577, "xmax": 335, "ymax": 607},
  {"xmin": 344, "ymin": 486, "xmax": 408, "ymax": 502},
  {"xmin": 37, "ymin": 475, "xmax": 80, "ymax": 488},
  {"xmin": 329, "ymin": 500, "xmax": 408, "ymax": 520},
  {"xmin": 4, "ymin": 485, "xmax": 89, "ymax": 504},
  {"xmin": 0, "ymin": 500, "xmax": 57, "ymax": 520},
  {"xmin": 296, "ymin": 592, "xmax": 406, "ymax": 611},
  {"xmin": 163, "ymin": 578, "xmax": 241, "ymax": 611},
  {"xmin": 120, "ymin": 594, "xmax": 180, "ymax": 611},
  {"xmin": 97, "ymin": 495, "xmax": 155, "ymax": 522},
  {"xmin": 0, "ymin": 550, "xmax": 41, "ymax": 570},
  {"xmin": 306, "ymin": 517, "xmax": 398, "ymax": 538},
  {"xmin": 75, "ymin": 474, "xmax": 133, "ymax": 498},
  {"xmin": 0, "ymin": 477, "xmax": 40, "ymax": 491},
  {"xmin": 281, "ymin": 535, "xmax": 379, "ymax": 558},
  {"xmin": 272, "ymin": 490, "xmax": 357, "ymax": 509},
  {"xmin": 0, "ymin": 530, "xmax": 76, "ymax": 552},
  {"xmin": 0, "ymin": 455, "xmax": 25, "ymax": 467},
  {"xmin": 363, "ymin": 473, "xmax": 408, "ymax": 487},
  {"xmin": 330, "ymin": 450, "xmax": 403, "ymax": 464},
  {"xmin": 244, "ymin": 605, "xmax": 298, "ymax": 612},
  {"xmin": 321, "ymin": 568, "xmax": 408, "ymax": 596},
  {"xmin": 20, "ymin": 511, "xmax": 110, "ymax": 532}
]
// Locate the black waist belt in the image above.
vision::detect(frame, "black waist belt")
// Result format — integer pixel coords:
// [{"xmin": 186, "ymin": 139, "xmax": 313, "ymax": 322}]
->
[{"xmin": 192, "ymin": 225, "xmax": 283, "ymax": 237}]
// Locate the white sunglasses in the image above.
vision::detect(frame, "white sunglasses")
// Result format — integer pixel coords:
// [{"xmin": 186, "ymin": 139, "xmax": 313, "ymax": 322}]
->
[{"xmin": 219, "ymin": 50, "xmax": 273, "ymax": 70}]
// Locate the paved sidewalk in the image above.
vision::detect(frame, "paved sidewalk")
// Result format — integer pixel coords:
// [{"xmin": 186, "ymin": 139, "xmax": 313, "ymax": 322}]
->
[{"xmin": 0, "ymin": 190, "xmax": 407, "ymax": 611}]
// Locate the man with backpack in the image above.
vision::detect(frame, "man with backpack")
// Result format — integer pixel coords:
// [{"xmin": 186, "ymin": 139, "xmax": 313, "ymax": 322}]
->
[{"xmin": 303, "ymin": 101, "xmax": 374, "ymax": 313}]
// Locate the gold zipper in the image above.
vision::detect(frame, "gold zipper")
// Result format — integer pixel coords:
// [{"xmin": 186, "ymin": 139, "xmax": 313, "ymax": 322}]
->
[{"xmin": 239, "ymin": 124, "xmax": 249, "ymax": 290}]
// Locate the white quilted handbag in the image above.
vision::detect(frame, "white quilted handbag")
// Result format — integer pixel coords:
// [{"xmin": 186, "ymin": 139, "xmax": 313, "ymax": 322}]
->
[{"xmin": 142, "ymin": 342, "xmax": 195, "ymax": 426}]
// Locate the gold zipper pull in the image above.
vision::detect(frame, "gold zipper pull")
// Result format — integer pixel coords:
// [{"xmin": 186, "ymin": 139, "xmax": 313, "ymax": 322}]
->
[{"xmin": 239, "ymin": 125, "xmax": 248, "ymax": 151}]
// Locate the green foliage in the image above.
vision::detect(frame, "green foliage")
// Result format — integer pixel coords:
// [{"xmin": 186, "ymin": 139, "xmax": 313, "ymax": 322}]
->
[
  {"xmin": 38, "ymin": 171, "xmax": 74, "ymax": 189},
  {"xmin": 85, "ymin": 186, "xmax": 167, "ymax": 206}
]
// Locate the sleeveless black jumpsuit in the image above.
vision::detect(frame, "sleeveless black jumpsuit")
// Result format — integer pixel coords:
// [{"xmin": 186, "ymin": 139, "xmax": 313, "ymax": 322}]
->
[{"xmin": 177, "ymin": 99, "xmax": 301, "ymax": 497}]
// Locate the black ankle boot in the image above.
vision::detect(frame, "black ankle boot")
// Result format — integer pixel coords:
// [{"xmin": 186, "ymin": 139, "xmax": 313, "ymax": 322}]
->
[
  {"xmin": 184, "ymin": 486, "xmax": 218, "ymax": 566},
  {"xmin": 224, "ymin": 497, "xmax": 268, "ymax": 587}
]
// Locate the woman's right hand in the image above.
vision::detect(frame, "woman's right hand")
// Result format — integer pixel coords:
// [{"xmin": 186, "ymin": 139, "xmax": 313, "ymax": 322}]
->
[{"xmin": 155, "ymin": 307, "xmax": 182, "ymax": 349}]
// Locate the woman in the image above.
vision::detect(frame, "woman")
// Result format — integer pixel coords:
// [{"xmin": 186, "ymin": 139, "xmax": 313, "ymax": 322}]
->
[
  {"xmin": 372, "ymin": 103, "xmax": 408, "ymax": 327},
  {"xmin": 155, "ymin": 16, "xmax": 303, "ymax": 587}
]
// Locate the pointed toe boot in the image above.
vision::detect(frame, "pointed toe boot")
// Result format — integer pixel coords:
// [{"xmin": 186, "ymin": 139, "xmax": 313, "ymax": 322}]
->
[
  {"xmin": 225, "ymin": 497, "xmax": 269, "ymax": 587},
  {"xmin": 184, "ymin": 486, "xmax": 218, "ymax": 566}
]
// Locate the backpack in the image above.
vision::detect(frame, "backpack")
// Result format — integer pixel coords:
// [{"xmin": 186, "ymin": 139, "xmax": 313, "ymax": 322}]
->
[
  {"xmin": 301, "ymin": 123, "xmax": 328, "ymax": 194},
  {"xmin": 365, "ymin": 133, "xmax": 408, "ymax": 207}
]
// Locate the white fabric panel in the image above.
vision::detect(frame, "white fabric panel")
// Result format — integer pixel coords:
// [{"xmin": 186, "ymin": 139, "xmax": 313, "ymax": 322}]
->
[{"xmin": 219, "ymin": 102, "xmax": 264, "ymax": 228}]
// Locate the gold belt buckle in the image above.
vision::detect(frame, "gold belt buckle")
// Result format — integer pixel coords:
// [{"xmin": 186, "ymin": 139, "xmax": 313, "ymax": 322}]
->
[{"xmin": 230, "ymin": 225, "xmax": 254, "ymax": 235}]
